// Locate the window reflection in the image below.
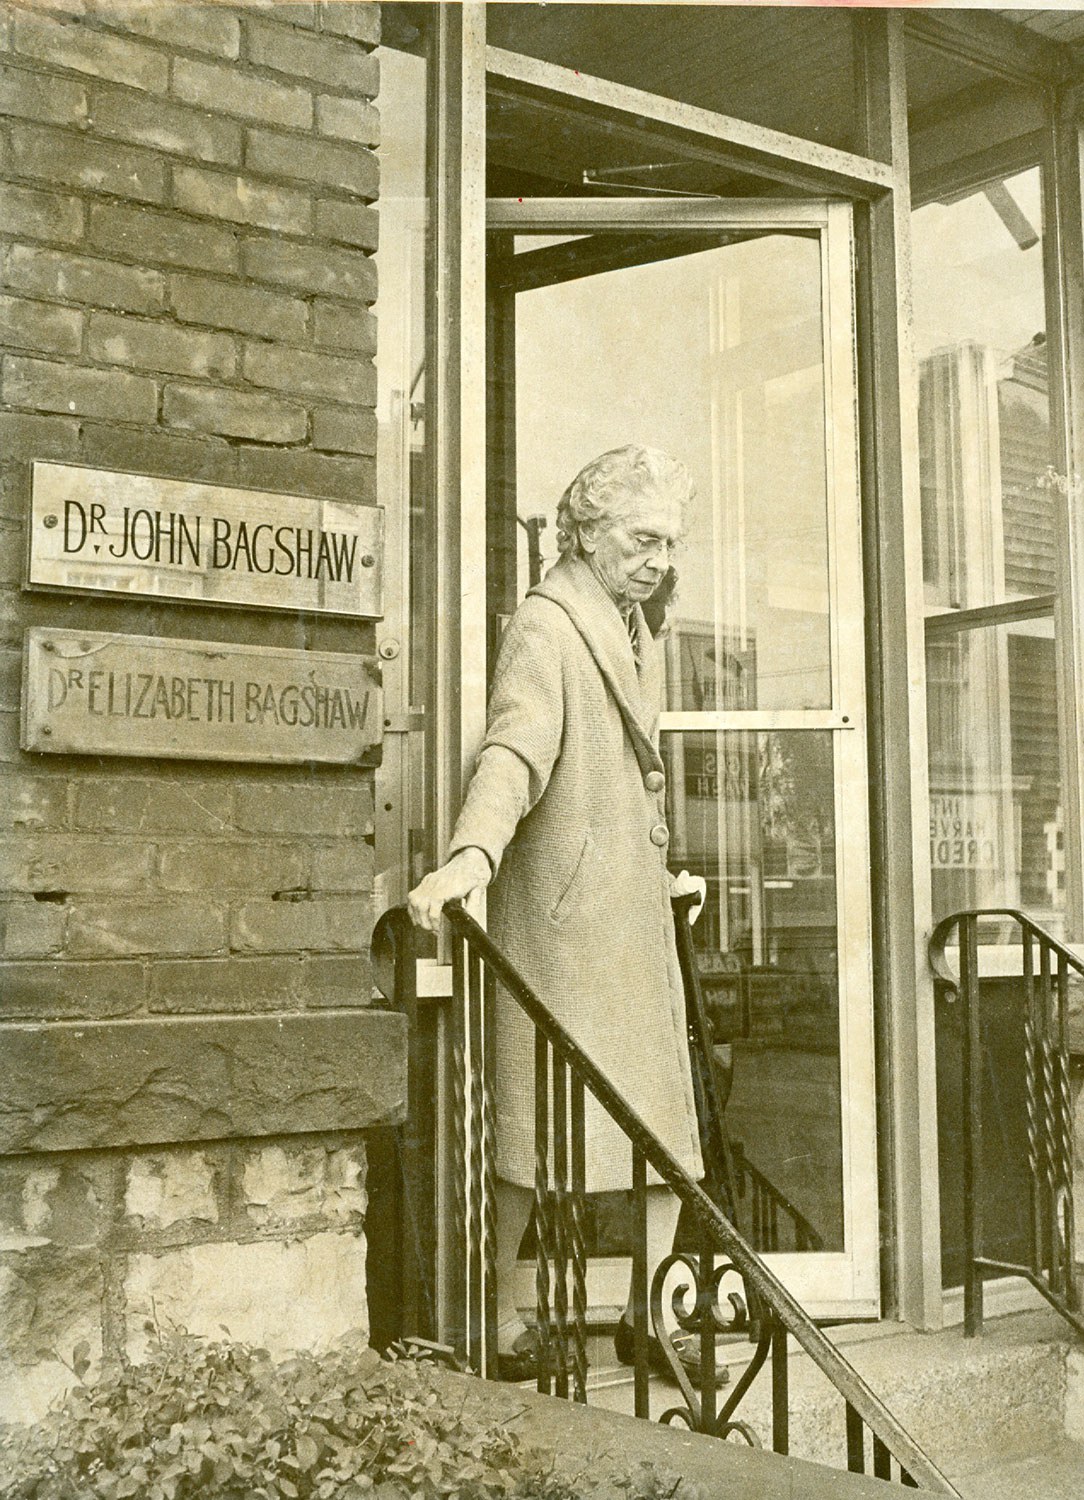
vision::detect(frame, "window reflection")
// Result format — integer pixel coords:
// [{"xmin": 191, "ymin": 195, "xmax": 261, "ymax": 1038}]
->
[{"xmin": 913, "ymin": 168, "xmax": 1064, "ymax": 930}]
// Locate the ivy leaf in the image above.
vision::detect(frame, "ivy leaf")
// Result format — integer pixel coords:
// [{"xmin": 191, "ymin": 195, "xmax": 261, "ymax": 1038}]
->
[{"xmin": 295, "ymin": 1434, "xmax": 320, "ymax": 1471}]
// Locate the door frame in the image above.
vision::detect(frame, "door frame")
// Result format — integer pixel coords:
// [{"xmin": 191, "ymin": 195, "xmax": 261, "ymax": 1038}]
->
[{"xmin": 486, "ymin": 195, "xmax": 878, "ymax": 1317}]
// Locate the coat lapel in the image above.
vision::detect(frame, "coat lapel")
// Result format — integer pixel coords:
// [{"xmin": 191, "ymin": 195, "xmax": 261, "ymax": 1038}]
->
[{"xmin": 531, "ymin": 555, "xmax": 664, "ymax": 777}]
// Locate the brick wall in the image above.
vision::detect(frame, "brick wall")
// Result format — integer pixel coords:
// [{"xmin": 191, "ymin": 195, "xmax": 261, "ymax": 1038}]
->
[{"xmin": 0, "ymin": 0, "xmax": 394, "ymax": 1416}]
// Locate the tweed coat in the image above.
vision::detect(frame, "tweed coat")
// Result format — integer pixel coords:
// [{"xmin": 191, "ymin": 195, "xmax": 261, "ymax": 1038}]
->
[{"xmin": 448, "ymin": 553, "xmax": 703, "ymax": 1192}]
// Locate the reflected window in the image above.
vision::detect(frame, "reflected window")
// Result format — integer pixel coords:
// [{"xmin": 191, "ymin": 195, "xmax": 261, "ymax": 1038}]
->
[{"xmin": 913, "ymin": 168, "xmax": 1065, "ymax": 931}]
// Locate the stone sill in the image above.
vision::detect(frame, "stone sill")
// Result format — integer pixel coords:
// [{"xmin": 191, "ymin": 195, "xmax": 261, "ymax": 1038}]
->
[{"xmin": 0, "ymin": 1008, "xmax": 406, "ymax": 1155}]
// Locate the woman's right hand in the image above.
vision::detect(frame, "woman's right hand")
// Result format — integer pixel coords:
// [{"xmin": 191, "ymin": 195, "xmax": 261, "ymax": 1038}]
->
[{"xmin": 407, "ymin": 846, "xmax": 492, "ymax": 933}]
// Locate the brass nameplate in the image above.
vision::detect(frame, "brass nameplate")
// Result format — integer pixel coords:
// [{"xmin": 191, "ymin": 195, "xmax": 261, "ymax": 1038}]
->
[
  {"xmin": 28, "ymin": 462, "xmax": 384, "ymax": 618},
  {"xmin": 22, "ymin": 628, "xmax": 382, "ymax": 766}
]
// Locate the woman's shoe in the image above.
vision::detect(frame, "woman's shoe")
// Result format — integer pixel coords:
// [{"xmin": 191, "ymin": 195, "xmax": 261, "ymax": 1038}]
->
[
  {"xmin": 613, "ymin": 1314, "xmax": 729, "ymax": 1390},
  {"xmin": 496, "ymin": 1323, "xmax": 591, "ymax": 1383}
]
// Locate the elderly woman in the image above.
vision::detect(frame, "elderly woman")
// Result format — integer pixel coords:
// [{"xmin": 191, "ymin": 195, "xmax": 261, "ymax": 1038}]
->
[{"xmin": 409, "ymin": 445, "xmax": 714, "ymax": 1382}]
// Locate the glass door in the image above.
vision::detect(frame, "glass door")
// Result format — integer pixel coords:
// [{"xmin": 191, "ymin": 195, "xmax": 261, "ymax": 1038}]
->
[{"xmin": 488, "ymin": 199, "xmax": 877, "ymax": 1318}]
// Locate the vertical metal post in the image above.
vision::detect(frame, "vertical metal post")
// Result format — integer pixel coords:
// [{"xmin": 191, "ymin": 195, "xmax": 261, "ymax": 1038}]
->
[
  {"xmin": 570, "ymin": 1075, "xmax": 588, "ymax": 1403},
  {"xmin": 534, "ymin": 1032, "xmax": 552, "ymax": 1395},
  {"xmin": 853, "ymin": 7, "xmax": 944, "ymax": 1332},
  {"xmin": 1024, "ymin": 929, "xmax": 1042, "ymax": 1282},
  {"xmin": 770, "ymin": 1322, "xmax": 789, "ymax": 1454},
  {"xmin": 631, "ymin": 1148, "xmax": 650, "ymax": 1420},
  {"xmin": 961, "ymin": 915, "xmax": 984, "ymax": 1337},
  {"xmin": 449, "ymin": 933, "xmax": 468, "ymax": 1359},
  {"xmin": 482, "ymin": 967, "xmax": 498, "ymax": 1375},
  {"xmin": 552, "ymin": 1055, "xmax": 570, "ymax": 1399},
  {"xmin": 467, "ymin": 946, "xmax": 484, "ymax": 1373},
  {"xmin": 1055, "ymin": 951, "xmax": 1077, "ymax": 1304}
]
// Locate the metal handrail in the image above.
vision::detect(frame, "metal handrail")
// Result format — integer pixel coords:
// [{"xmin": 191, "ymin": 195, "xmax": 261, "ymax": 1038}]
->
[
  {"xmin": 374, "ymin": 901, "xmax": 959, "ymax": 1492},
  {"xmin": 928, "ymin": 907, "xmax": 1084, "ymax": 1340}
]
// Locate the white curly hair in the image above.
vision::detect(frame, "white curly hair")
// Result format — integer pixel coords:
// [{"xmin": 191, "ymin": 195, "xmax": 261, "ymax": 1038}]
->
[{"xmin": 555, "ymin": 445, "xmax": 694, "ymax": 557}]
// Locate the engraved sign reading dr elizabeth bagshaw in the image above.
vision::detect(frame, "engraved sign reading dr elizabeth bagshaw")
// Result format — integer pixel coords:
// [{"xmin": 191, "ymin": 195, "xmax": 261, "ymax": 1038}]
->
[
  {"xmin": 22, "ymin": 629, "xmax": 382, "ymax": 766},
  {"xmin": 28, "ymin": 463, "xmax": 384, "ymax": 618}
]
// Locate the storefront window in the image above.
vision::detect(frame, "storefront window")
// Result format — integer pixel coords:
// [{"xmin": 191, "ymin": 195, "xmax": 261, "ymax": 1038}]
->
[{"xmin": 913, "ymin": 168, "xmax": 1065, "ymax": 932}]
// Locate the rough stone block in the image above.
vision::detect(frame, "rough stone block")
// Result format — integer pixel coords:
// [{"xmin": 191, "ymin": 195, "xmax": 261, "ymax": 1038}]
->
[
  {"xmin": 313, "ymin": 298, "xmax": 377, "ymax": 352},
  {"xmin": 0, "ymin": 958, "xmax": 145, "ymax": 1021},
  {"xmin": 0, "ymin": 411, "xmax": 81, "ymax": 474},
  {"xmin": 0, "ymin": 835, "xmax": 156, "ymax": 893},
  {"xmin": 124, "ymin": 1231, "xmax": 368, "ymax": 1359},
  {"xmin": 0, "ymin": 1249, "xmax": 103, "ymax": 1422},
  {"xmin": 246, "ymin": 18, "xmax": 378, "ymax": 94},
  {"xmin": 89, "ymin": 80, "xmax": 243, "ymax": 166},
  {"xmin": 234, "ymin": 783, "xmax": 372, "ymax": 837},
  {"xmin": 242, "ymin": 237, "xmax": 377, "ymax": 302},
  {"xmin": 242, "ymin": 1141, "xmax": 366, "ymax": 1227},
  {"xmin": 88, "ymin": 202, "xmax": 238, "ymax": 274},
  {"xmin": 125, "ymin": 1149, "xmax": 219, "ymax": 1228},
  {"xmin": 0, "ymin": 1156, "xmax": 112, "ymax": 1250},
  {"xmin": 87, "ymin": 311, "xmax": 236, "ymax": 380},
  {"xmin": 3, "ymin": 776, "xmax": 69, "ymax": 833},
  {"xmin": 0, "ymin": 1010, "xmax": 408, "ymax": 1152},
  {"xmin": 313, "ymin": 197, "xmax": 379, "ymax": 251},
  {"xmin": 2, "ymin": 899, "xmax": 67, "ymax": 959},
  {"xmin": 163, "ymin": 382, "xmax": 307, "ymax": 444},
  {"xmin": 2, "ymin": 355, "xmax": 159, "ymax": 424},
  {"xmin": 232, "ymin": 895, "xmax": 371, "ymax": 954},
  {"xmin": 319, "ymin": 1, "xmax": 380, "ymax": 45},
  {"xmin": 243, "ymin": 341, "xmax": 375, "ymax": 405},
  {"xmin": 91, "ymin": 1, "xmax": 242, "ymax": 60},
  {"xmin": 168, "ymin": 272, "xmax": 307, "ymax": 341},
  {"xmin": 312, "ymin": 404, "xmax": 378, "ymax": 456},
  {"xmin": 173, "ymin": 165, "xmax": 312, "ymax": 234},
  {"xmin": 0, "ymin": 294, "xmax": 82, "ymax": 356},
  {"xmin": 67, "ymin": 898, "xmax": 226, "ymax": 958},
  {"xmin": 10, "ymin": 121, "xmax": 167, "ymax": 204},
  {"xmin": 148, "ymin": 954, "xmax": 299, "ymax": 1014},
  {"xmin": 245, "ymin": 128, "xmax": 378, "ymax": 199},
  {"xmin": 173, "ymin": 55, "xmax": 312, "ymax": 130},
  {"xmin": 4, "ymin": 244, "xmax": 166, "ymax": 315},
  {"xmin": 0, "ymin": 183, "xmax": 84, "ymax": 244},
  {"xmin": 316, "ymin": 93, "xmax": 379, "ymax": 145},
  {"xmin": 0, "ymin": 62, "xmax": 89, "ymax": 127},
  {"xmin": 13, "ymin": 9, "xmax": 169, "ymax": 92},
  {"xmin": 75, "ymin": 780, "xmax": 231, "ymax": 835}
]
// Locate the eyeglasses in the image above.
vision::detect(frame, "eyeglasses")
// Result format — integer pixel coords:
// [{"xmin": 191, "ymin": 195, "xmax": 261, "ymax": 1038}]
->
[{"xmin": 624, "ymin": 529, "xmax": 684, "ymax": 560}]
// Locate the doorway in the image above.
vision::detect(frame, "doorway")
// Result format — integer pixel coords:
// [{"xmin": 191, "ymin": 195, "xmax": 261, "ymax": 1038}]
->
[{"xmin": 486, "ymin": 198, "xmax": 878, "ymax": 1319}]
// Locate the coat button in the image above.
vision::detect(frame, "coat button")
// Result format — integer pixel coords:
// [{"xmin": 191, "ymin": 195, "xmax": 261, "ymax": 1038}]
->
[
  {"xmin": 649, "ymin": 823, "xmax": 669, "ymax": 847},
  {"xmin": 644, "ymin": 770, "xmax": 665, "ymax": 793}
]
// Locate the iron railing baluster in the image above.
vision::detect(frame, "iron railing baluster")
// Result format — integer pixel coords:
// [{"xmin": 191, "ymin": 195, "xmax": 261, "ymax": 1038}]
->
[
  {"xmin": 845, "ymin": 1402, "xmax": 865, "ymax": 1473},
  {"xmin": 552, "ymin": 1053, "xmax": 570, "ymax": 1399},
  {"xmin": 467, "ymin": 944, "xmax": 484, "ymax": 1374},
  {"xmin": 771, "ymin": 1321, "xmax": 788, "ymax": 1454},
  {"xmin": 570, "ymin": 1073, "xmax": 588, "ymax": 1403},
  {"xmin": 631, "ymin": 1147, "xmax": 650, "ymax": 1420},
  {"xmin": 928, "ymin": 907, "xmax": 1084, "ymax": 1344},
  {"xmin": 482, "ymin": 967, "xmax": 499, "ymax": 1377},
  {"xmin": 450, "ymin": 932, "xmax": 468, "ymax": 1362},
  {"xmin": 534, "ymin": 1030, "xmax": 552, "ymax": 1396},
  {"xmin": 375, "ymin": 904, "xmax": 962, "ymax": 1494}
]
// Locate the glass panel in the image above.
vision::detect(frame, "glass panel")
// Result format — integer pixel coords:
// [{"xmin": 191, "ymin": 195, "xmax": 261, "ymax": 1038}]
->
[
  {"xmin": 926, "ymin": 615, "xmax": 1064, "ymax": 927},
  {"xmin": 511, "ymin": 232, "xmax": 832, "ymax": 708},
  {"xmin": 913, "ymin": 169, "xmax": 1054, "ymax": 613},
  {"xmin": 664, "ymin": 729, "xmax": 844, "ymax": 1253}
]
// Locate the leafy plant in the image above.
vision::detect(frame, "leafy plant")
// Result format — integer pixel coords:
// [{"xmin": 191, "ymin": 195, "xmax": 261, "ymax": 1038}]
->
[{"xmin": 0, "ymin": 1332, "xmax": 699, "ymax": 1500}]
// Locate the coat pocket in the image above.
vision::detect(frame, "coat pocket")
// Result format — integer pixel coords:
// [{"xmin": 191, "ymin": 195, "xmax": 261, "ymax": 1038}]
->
[{"xmin": 549, "ymin": 828, "xmax": 594, "ymax": 926}]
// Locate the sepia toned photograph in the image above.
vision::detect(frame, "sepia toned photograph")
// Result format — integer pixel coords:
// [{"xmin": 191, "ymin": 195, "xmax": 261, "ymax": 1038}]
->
[{"xmin": 2, "ymin": 1, "xmax": 1084, "ymax": 1495}]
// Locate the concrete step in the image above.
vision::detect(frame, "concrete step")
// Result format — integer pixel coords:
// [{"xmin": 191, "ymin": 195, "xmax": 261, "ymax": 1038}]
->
[
  {"xmin": 569, "ymin": 1309, "xmax": 1078, "ymax": 1483},
  {"xmin": 949, "ymin": 1436, "xmax": 1084, "ymax": 1500}
]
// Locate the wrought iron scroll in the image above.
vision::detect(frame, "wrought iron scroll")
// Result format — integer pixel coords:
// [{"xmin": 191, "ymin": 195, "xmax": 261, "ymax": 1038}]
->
[
  {"xmin": 374, "ymin": 902, "xmax": 960, "ymax": 1494},
  {"xmin": 929, "ymin": 907, "xmax": 1084, "ymax": 1341}
]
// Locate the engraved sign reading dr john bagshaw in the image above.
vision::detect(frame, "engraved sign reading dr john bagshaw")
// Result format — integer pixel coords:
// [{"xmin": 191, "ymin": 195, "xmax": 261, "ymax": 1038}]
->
[{"xmin": 28, "ymin": 462, "xmax": 385, "ymax": 618}]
